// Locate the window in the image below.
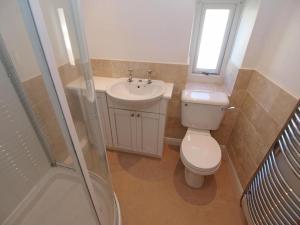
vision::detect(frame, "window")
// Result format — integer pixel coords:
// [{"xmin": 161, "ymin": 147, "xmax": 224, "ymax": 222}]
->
[{"xmin": 191, "ymin": 1, "xmax": 241, "ymax": 75}]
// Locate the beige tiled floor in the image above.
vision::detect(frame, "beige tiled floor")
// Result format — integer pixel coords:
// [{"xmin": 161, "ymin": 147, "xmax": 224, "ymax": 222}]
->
[{"xmin": 107, "ymin": 145, "xmax": 246, "ymax": 225}]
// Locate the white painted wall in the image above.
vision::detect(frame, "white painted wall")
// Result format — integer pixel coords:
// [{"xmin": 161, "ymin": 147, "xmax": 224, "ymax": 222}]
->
[
  {"xmin": 0, "ymin": 0, "xmax": 40, "ymax": 81},
  {"xmin": 224, "ymin": 0, "xmax": 261, "ymax": 93},
  {"xmin": 243, "ymin": 0, "xmax": 300, "ymax": 98},
  {"xmin": 3, "ymin": 0, "xmax": 298, "ymax": 97},
  {"xmin": 0, "ymin": 0, "xmax": 71, "ymax": 81},
  {"xmin": 81, "ymin": 0, "xmax": 195, "ymax": 64},
  {"xmin": 39, "ymin": 0, "xmax": 78, "ymax": 66}
]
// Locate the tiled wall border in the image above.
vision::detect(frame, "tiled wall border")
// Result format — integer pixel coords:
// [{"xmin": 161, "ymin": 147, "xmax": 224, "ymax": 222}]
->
[{"xmin": 224, "ymin": 69, "xmax": 298, "ymax": 187}]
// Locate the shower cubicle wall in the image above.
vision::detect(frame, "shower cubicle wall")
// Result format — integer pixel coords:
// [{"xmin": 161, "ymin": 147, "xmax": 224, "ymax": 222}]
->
[{"xmin": 0, "ymin": 0, "xmax": 120, "ymax": 225}]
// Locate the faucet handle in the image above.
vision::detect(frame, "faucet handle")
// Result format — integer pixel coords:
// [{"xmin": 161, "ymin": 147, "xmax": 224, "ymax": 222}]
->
[
  {"xmin": 128, "ymin": 69, "xmax": 133, "ymax": 82},
  {"xmin": 147, "ymin": 70, "xmax": 152, "ymax": 84}
]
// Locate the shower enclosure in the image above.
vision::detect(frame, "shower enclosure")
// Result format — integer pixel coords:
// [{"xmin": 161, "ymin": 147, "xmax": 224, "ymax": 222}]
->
[{"xmin": 0, "ymin": 0, "xmax": 120, "ymax": 225}]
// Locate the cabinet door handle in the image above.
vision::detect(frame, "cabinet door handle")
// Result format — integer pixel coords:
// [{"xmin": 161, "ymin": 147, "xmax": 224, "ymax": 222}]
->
[
  {"xmin": 136, "ymin": 114, "xmax": 140, "ymax": 118},
  {"xmin": 131, "ymin": 113, "xmax": 135, "ymax": 117}
]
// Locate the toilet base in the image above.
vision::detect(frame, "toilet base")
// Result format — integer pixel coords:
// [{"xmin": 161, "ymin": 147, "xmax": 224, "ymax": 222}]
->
[{"xmin": 184, "ymin": 167, "xmax": 205, "ymax": 188}]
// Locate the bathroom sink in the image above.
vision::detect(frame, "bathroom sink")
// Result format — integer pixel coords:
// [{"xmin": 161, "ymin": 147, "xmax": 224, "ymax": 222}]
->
[{"xmin": 106, "ymin": 78, "xmax": 165, "ymax": 105}]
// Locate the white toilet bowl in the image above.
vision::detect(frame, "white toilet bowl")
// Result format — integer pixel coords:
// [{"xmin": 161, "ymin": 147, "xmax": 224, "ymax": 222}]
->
[{"xmin": 180, "ymin": 129, "xmax": 221, "ymax": 188}]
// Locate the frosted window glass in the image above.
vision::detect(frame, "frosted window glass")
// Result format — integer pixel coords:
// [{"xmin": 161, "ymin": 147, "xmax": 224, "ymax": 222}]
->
[{"xmin": 196, "ymin": 9, "xmax": 230, "ymax": 71}]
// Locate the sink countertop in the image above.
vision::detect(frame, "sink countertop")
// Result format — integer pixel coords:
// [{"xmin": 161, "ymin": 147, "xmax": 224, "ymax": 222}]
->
[{"xmin": 66, "ymin": 76, "xmax": 174, "ymax": 99}]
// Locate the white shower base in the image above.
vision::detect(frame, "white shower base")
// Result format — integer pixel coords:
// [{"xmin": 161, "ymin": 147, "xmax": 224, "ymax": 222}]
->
[{"xmin": 3, "ymin": 167, "xmax": 120, "ymax": 225}]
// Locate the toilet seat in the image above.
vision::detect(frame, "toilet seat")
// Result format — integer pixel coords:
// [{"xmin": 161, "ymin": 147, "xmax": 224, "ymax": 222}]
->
[{"xmin": 180, "ymin": 130, "xmax": 221, "ymax": 175}]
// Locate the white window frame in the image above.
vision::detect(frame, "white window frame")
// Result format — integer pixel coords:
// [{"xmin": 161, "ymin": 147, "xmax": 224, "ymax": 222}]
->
[{"xmin": 189, "ymin": 0, "xmax": 243, "ymax": 78}]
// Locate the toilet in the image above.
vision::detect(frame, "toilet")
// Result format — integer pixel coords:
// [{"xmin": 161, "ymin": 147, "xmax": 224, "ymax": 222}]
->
[{"xmin": 180, "ymin": 89, "xmax": 229, "ymax": 188}]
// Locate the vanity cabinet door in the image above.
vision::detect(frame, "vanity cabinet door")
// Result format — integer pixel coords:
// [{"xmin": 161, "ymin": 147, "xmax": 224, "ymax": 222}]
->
[
  {"xmin": 96, "ymin": 93, "xmax": 113, "ymax": 147},
  {"xmin": 109, "ymin": 109, "xmax": 137, "ymax": 151},
  {"xmin": 109, "ymin": 108, "xmax": 166, "ymax": 157},
  {"xmin": 136, "ymin": 112, "xmax": 165, "ymax": 156}
]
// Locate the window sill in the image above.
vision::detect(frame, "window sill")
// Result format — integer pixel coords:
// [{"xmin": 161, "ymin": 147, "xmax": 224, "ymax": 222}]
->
[{"xmin": 188, "ymin": 73, "xmax": 224, "ymax": 84}]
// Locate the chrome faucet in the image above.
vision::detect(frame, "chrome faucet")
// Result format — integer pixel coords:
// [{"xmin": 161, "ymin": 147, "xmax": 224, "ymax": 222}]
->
[
  {"xmin": 128, "ymin": 69, "xmax": 133, "ymax": 82},
  {"xmin": 147, "ymin": 70, "xmax": 152, "ymax": 84}
]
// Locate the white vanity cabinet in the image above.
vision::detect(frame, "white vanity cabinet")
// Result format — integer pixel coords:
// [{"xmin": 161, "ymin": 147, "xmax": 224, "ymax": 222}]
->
[
  {"xmin": 109, "ymin": 109, "xmax": 165, "ymax": 157},
  {"xmin": 96, "ymin": 92, "xmax": 169, "ymax": 158}
]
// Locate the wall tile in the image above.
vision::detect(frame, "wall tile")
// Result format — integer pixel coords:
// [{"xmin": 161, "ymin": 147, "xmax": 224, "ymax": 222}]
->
[
  {"xmin": 22, "ymin": 76, "xmax": 70, "ymax": 163},
  {"xmin": 230, "ymin": 89, "xmax": 248, "ymax": 108},
  {"xmin": 228, "ymin": 143, "xmax": 255, "ymax": 187},
  {"xmin": 230, "ymin": 69, "xmax": 253, "ymax": 109},
  {"xmin": 165, "ymin": 117, "xmax": 187, "ymax": 139},
  {"xmin": 241, "ymin": 93, "xmax": 280, "ymax": 149},
  {"xmin": 211, "ymin": 109, "xmax": 240, "ymax": 145},
  {"xmin": 109, "ymin": 60, "xmax": 152, "ymax": 78},
  {"xmin": 167, "ymin": 99, "xmax": 181, "ymax": 118},
  {"xmin": 242, "ymin": 93, "xmax": 262, "ymax": 126},
  {"xmin": 21, "ymin": 63, "xmax": 86, "ymax": 164},
  {"xmin": 151, "ymin": 63, "xmax": 188, "ymax": 85},
  {"xmin": 172, "ymin": 83, "xmax": 185, "ymax": 100},
  {"xmin": 247, "ymin": 71, "xmax": 281, "ymax": 111},
  {"xmin": 23, "ymin": 75, "xmax": 49, "ymax": 105},
  {"xmin": 269, "ymin": 89, "xmax": 298, "ymax": 127},
  {"xmin": 228, "ymin": 113, "xmax": 262, "ymax": 187},
  {"xmin": 58, "ymin": 63, "xmax": 82, "ymax": 85},
  {"xmin": 227, "ymin": 70, "xmax": 297, "ymax": 188},
  {"xmin": 212, "ymin": 70, "xmax": 253, "ymax": 145},
  {"xmin": 235, "ymin": 69, "xmax": 253, "ymax": 90},
  {"xmin": 91, "ymin": 59, "xmax": 112, "ymax": 77}
]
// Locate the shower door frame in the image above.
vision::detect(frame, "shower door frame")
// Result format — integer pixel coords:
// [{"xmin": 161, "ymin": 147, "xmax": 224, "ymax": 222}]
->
[{"xmin": 24, "ymin": 0, "xmax": 108, "ymax": 224}]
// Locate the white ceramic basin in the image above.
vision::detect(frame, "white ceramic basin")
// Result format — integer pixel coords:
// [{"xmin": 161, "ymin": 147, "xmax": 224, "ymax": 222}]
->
[{"xmin": 106, "ymin": 78, "xmax": 165, "ymax": 104}]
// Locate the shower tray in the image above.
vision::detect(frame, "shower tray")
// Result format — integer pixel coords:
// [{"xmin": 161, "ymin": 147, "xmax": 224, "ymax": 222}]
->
[{"xmin": 2, "ymin": 167, "xmax": 121, "ymax": 225}]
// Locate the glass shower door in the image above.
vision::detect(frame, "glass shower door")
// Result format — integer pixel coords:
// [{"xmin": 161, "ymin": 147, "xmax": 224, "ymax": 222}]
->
[
  {"xmin": 0, "ymin": 1, "xmax": 100, "ymax": 223},
  {"xmin": 27, "ymin": 0, "xmax": 119, "ymax": 224},
  {"xmin": 0, "ymin": 0, "xmax": 119, "ymax": 224}
]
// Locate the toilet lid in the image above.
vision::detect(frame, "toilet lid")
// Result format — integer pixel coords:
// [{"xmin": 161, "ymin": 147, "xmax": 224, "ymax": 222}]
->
[{"xmin": 181, "ymin": 131, "xmax": 221, "ymax": 172}]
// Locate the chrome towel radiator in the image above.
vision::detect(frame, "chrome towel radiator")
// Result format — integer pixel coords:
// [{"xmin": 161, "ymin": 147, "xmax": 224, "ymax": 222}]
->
[{"xmin": 241, "ymin": 101, "xmax": 300, "ymax": 225}]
